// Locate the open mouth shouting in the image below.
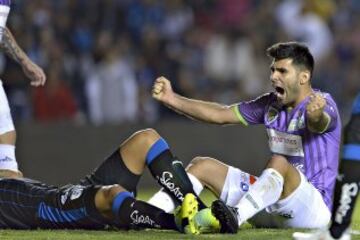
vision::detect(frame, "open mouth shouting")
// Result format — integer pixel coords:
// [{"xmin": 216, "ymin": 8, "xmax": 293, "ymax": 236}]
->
[{"xmin": 273, "ymin": 85, "xmax": 286, "ymax": 101}]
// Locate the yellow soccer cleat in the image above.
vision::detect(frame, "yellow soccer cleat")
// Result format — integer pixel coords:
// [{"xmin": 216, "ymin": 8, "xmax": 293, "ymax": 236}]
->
[{"xmin": 174, "ymin": 193, "xmax": 199, "ymax": 234}]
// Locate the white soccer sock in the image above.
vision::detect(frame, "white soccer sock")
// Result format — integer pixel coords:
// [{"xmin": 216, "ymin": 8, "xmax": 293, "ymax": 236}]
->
[
  {"xmin": 0, "ymin": 5, "xmax": 10, "ymax": 42},
  {"xmin": 147, "ymin": 173, "xmax": 204, "ymax": 213},
  {"xmin": 0, "ymin": 144, "xmax": 18, "ymax": 171},
  {"xmin": 234, "ymin": 168, "xmax": 284, "ymax": 226},
  {"xmin": 187, "ymin": 173, "xmax": 204, "ymax": 195}
]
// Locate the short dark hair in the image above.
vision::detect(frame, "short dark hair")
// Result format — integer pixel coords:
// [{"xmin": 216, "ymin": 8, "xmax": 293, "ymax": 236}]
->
[{"xmin": 266, "ymin": 42, "xmax": 314, "ymax": 76}]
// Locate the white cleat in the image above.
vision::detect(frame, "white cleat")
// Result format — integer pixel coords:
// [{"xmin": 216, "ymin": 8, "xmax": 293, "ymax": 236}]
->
[{"xmin": 292, "ymin": 229, "xmax": 351, "ymax": 240}]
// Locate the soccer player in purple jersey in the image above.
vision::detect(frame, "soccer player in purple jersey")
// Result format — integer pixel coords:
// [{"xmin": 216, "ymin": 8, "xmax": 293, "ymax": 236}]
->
[
  {"xmin": 0, "ymin": 0, "xmax": 46, "ymax": 178},
  {"xmin": 150, "ymin": 42, "xmax": 341, "ymax": 233},
  {"xmin": 293, "ymin": 94, "xmax": 360, "ymax": 240}
]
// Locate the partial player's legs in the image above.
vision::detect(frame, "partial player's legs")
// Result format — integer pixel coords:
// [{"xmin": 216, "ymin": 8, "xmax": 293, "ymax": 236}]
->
[
  {"xmin": 177, "ymin": 155, "xmax": 330, "ymax": 234},
  {"xmin": 212, "ymin": 155, "xmax": 331, "ymax": 233},
  {"xmin": 0, "ymin": 81, "xmax": 22, "ymax": 178},
  {"xmin": 82, "ymin": 128, "xmax": 206, "ymax": 211},
  {"xmin": 94, "ymin": 184, "xmax": 178, "ymax": 230},
  {"xmin": 148, "ymin": 156, "xmax": 236, "ymax": 215},
  {"xmin": 150, "ymin": 156, "xmax": 256, "ymax": 233}
]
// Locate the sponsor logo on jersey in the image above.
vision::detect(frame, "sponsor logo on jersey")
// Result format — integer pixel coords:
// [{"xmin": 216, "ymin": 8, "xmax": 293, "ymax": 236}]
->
[
  {"xmin": 158, "ymin": 171, "xmax": 184, "ymax": 202},
  {"xmin": 335, "ymin": 182, "xmax": 358, "ymax": 224},
  {"xmin": 267, "ymin": 129, "xmax": 304, "ymax": 157}
]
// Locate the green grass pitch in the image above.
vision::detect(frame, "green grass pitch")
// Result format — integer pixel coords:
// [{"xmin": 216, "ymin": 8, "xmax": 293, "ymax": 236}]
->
[{"xmin": 1, "ymin": 190, "xmax": 359, "ymax": 240}]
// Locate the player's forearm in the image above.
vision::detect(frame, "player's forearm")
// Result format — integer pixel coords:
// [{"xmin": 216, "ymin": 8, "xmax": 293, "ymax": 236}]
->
[
  {"xmin": 167, "ymin": 93, "xmax": 230, "ymax": 124},
  {"xmin": 307, "ymin": 111, "xmax": 331, "ymax": 133},
  {"xmin": 0, "ymin": 27, "xmax": 29, "ymax": 64}
]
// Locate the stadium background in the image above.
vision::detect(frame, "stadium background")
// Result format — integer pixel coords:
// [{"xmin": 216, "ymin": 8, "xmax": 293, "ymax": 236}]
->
[{"xmin": 2, "ymin": 0, "xmax": 359, "ymax": 188}]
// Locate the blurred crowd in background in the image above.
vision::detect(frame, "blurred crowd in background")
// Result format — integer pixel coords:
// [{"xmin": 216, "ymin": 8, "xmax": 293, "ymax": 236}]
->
[{"xmin": 1, "ymin": 0, "xmax": 360, "ymax": 125}]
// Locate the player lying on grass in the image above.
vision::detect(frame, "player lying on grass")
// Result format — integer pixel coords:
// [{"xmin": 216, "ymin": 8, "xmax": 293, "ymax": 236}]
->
[
  {"xmin": 150, "ymin": 42, "xmax": 341, "ymax": 233},
  {"xmin": 292, "ymin": 94, "xmax": 360, "ymax": 240},
  {"xmin": 0, "ymin": 128, "xmax": 204, "ymax": 231}
]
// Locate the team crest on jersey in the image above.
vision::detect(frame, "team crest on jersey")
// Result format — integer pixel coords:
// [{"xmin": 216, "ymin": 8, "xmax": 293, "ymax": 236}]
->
[
  {"xmin": 287, "ymin": 112, "xmax": 305, "ymax": 132},
  {"xmin": 266, "ymin": 106, "xmax": 279, "ymax": 124}
]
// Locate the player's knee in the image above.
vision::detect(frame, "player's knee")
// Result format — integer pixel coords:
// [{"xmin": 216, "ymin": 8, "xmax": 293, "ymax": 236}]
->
[
  {"xmin": 95, "ymin": 184, "xmax": 126, "ymax": 213},
  {"xmin": 187, "ymin": 156, "xmax": 218, "ymax": 181},
  {"xmin": 131, "ymin": 128, "xmax": 161, "ymax": 148},
  {"xmin": 267, "ymin": 154, "xmax": 289, "ymax": 175}
]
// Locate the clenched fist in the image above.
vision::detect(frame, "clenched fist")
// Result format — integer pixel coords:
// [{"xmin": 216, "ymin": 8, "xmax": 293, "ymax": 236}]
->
[
  {"xmin": 22, "ymin": 59, "xmax": 46, "ymax": 87},
  {"xmin": 152, "ymin": 76, "xmax": 174, "ymax": 104},
  {"xmin": 306, "ymin": 93, "xmax": 326, "ymax": 122}
]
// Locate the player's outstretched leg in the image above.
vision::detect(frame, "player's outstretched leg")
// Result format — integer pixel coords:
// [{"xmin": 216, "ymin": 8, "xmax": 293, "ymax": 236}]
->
[
  {"xmin": 84, "ymin": 128, "xmax": 206, "ymax": 211},
  {"xmin": 95, "ymin": 184, "xmax": 178, "ymax": 230},
  {"xmin": 120, "ymin": 128, "xmax": 207, "ymax": 208}
]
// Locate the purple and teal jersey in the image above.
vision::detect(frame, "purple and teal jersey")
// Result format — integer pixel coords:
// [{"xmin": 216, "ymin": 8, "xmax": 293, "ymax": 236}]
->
[{"xmin": 234, "ymin": 91, "xmax": 341, "ymax": 210}]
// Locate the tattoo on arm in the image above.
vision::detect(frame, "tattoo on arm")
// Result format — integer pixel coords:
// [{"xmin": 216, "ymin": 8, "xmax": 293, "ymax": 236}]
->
[{"xmin": 0, "ymin": 27, "xmax": 27, "ymax": 64}]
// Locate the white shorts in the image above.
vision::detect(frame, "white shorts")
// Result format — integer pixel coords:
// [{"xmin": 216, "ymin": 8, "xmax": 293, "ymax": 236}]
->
[
  {"xmin": 221, "ymin": 166, "xmax": 331, "ymax": 229},
  {"xmin": 0, "ymin": 80, "xmax": 15, "ymax": 134}
]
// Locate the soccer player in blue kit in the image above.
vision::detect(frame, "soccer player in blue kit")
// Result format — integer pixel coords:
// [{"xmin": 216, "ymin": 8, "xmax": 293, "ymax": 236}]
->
[{"xmin": 0, "ymin": 128, "xmax": 206, "ymax": 230}]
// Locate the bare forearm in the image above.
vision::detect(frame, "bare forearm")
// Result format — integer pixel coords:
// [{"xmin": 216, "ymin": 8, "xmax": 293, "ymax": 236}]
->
[
  {"xmin": 167, "ymin": 93, "xmax": 231, "ymax": 124},
  {"xmin": 0, "ymin": 27, "xmax": 28, "ymax": 64}
]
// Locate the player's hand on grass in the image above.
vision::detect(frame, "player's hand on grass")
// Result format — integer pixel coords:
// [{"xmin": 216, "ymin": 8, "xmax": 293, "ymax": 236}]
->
[
  {"xmin": 22, "ymin": 59, "xmax": 46, "ymax": 87},
  {"xmin": 306, "ymin": 93, "xmax": 326, "ymax": 122},
  {"xmin": 152, "ymin": 76, "xmax": 174, "ymax": 104}
]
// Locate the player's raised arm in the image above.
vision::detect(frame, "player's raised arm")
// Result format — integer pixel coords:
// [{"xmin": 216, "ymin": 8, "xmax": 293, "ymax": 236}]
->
[
  {"xmin": 0, "ymin": 27, "xmax": 46, "ymax": 87},
  {"xmin": 152, "ymin": 76, "xmax": 240, "ymax": 125},
  {"xmin": 306, "ymin": 93, "xmax": 331, "ymax": 133}
]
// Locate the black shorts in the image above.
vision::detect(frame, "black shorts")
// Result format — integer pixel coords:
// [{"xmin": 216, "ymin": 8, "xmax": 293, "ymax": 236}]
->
[
  {"xmin": 0, "ymin": 178, "xmax": 108, "ymax": 229},
  {"xmin": 80, "ymin": 149, "xmax": 140, "ymax": 195}
]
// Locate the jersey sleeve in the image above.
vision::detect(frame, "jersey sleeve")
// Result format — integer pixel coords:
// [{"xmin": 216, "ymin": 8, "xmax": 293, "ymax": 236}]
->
[
  {"xmin": 232, "ymin": 93, "xmax": 273, "ymax": 125},
  {"xmin": 322, "ymin": 94, "xmax": 340, "ymax": 132}
]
